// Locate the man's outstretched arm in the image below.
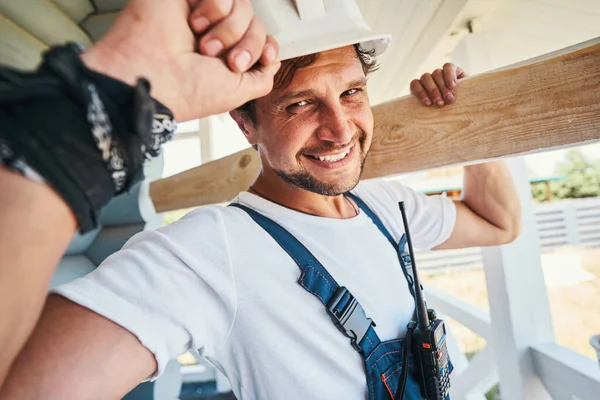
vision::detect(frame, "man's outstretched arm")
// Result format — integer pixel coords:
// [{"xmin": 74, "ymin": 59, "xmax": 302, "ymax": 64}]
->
[
  {"xmin": 0, "ymin": 296, "xmax": 156, "ymax": 400},
  {"xmin": 1, "ymin": 205, "xmax": 237, "ymax": 399},
  {"xmin": 0, "ymin": 0, "xmax": 279, "ymax": 386},
  {"xmin": 0, "ymin": 169, "xmax": 77, "ymax": 384}
]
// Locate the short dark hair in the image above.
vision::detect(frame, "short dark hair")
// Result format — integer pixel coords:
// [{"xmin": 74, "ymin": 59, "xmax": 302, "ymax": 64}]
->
[{"xmin": 236, "ymin": 44, "xmax": 379, "ymax": 124}]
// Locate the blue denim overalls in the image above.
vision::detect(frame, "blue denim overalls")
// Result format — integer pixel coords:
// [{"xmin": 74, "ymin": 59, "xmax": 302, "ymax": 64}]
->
[{"xmin": 231, "ymin": 193, "xmax": 451, "ymax": 399}]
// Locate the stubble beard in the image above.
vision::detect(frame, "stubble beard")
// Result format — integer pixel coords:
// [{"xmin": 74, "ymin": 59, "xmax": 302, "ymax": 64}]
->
[{"xmin": 273, "ymin": 134, "xmax": 368, "ymax": 196}]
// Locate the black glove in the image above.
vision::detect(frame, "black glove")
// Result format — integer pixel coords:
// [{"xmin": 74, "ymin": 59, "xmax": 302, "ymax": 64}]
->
[{"xmin": 0, "ymin": 43, "xmax": 176, "ymax": 232}]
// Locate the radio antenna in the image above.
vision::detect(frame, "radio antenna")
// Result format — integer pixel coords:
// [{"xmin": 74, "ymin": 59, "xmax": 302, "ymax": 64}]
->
[{"xmin": 399, "ymin": 202, "xmax": 430, "ymax": 330}]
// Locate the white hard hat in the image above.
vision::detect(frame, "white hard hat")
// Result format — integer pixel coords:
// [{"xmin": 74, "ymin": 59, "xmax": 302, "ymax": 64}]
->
[{"xmin": 251, "ymin": 0, "xmax": 391, "ymax": 61}]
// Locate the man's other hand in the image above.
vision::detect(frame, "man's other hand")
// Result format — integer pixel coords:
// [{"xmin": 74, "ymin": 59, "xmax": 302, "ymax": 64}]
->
[
  {"xmin": 81, "ymin": 0, "xmax": 281, "ymax": 121},
  {"xmin": 410, "ymin": 63, "xmax": 467, "ymax": 107}
]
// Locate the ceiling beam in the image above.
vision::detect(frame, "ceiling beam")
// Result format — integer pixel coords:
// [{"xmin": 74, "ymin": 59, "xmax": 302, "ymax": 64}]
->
[
  {"xmin": 51, "ymin": 0, "xmax": 95, "ymax": 23},
  {"xmin": 0, "ymin": 13, "xmax": 48, "ymax": 69},
  {"xmin": 93, "ymin": 0, "xmax": 127, "ymax": 13},
  {"xmin": 0, "ymin": 0, "xmax": 92, "ymax": 47},
  {"xmin": 377, "ymin": 0, "xmax": 505, "ymax": 102},
  {"xmin": 81, "ymin": 12, "xmax": 118, "ymax": 42},
  {"xmin": 149, "ymin": 37, "xmax": 600, "ymax": 213}
]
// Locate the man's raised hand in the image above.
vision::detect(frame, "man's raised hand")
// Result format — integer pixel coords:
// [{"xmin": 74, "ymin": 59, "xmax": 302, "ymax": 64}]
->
[{"xmin": 81, "ymin": 0, "xmax": 280, "ymax": 122}]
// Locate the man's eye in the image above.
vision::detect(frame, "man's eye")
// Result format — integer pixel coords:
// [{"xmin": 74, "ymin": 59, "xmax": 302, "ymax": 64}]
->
[
  {"xmin": 291, "ymin": 100, "xmax": 309, "ymax": 107},
  {"xmin": 343, "ymin": 88, "xmax": 360, "ymax": 96},
  {"xmin": 287, "ymin": 100, "xmax": 309, "ymax": 112}
]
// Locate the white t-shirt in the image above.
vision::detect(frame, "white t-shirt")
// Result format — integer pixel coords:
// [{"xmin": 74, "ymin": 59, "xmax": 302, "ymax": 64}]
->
[{"xmin": 52, "ymin": 179, "xmax": 456, "ymax": 400}]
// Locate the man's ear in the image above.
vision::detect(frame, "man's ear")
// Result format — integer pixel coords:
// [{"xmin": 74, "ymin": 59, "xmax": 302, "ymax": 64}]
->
[{"xmin": 229, "ymin": 110, "xmax": 258, "ymax": 146}]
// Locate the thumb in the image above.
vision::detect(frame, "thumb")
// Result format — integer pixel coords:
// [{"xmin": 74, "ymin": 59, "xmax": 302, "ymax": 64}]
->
[{"xmin": 238, "ymin": 61, "xmax": 281, "ymax": 103}]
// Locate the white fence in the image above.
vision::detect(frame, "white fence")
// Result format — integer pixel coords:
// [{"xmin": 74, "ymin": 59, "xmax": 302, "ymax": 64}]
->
[{"xmin": 416, "ymin": 197, "xmax": 600, "ymax": 273}]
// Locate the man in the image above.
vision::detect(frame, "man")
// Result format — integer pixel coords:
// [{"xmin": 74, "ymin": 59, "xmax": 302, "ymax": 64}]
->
[{"xmin": 1, "ymin": 3, "xmax": 521, "ymax": 400}]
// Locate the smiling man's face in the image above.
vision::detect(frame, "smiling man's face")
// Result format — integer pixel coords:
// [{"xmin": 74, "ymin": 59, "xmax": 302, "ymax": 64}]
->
[{"xmin": 234, "ymin": 45, "xmax": 375, "ymax": 196}]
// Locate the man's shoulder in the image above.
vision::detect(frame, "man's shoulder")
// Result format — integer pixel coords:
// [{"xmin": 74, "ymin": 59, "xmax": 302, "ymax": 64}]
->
[
  {"xmin": 167, "ymin": 204, "xmax": 225, "ymax": 228},
  {"xmin": 351, "ymin": 179, "xmax": 413, "ymax": 205},
  {"xmin": 115, "ymin": 202, "xmax": 255, "ymax": 268},
  {"xmin": 155, "ymin": 201, "xmax": 254, "ymax": 242}
]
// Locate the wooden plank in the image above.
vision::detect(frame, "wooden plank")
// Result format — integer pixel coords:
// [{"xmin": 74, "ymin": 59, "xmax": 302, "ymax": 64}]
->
[
  {"xmin": 0, "ymin": 0, "xmax": 92, "ymax": 46},
  {"xmin": 149, "ymin": 38, "xmax": 600, "ymax": 212},
  {"xmin": 365, "ymin": 37, "xmax": 600, "ymax": 178},
  {"xmin": 150, "ymin": 148, "xmax": 261, "ymax": 212}
]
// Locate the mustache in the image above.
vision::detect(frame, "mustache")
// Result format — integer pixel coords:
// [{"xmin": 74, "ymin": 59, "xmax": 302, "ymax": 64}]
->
[{"xmin": 299, "ymin": 131, "xmax": 365, "ymax": 155}]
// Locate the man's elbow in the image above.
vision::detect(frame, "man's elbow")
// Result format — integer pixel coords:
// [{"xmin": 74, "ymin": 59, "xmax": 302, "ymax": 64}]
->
[{"xmin": 497, "ymin": 215, "xmax": 522, "ymax": 245}]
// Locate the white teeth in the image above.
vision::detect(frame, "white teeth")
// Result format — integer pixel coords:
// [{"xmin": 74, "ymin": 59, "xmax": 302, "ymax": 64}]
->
[{"xmin": 316, "ymin": 149, "xmax": 350, "ymax": 162}]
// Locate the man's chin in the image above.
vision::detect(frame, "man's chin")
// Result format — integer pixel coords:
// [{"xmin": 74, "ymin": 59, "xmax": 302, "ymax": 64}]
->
[
  {"xmin": 318, "ymin": 176, "xmax": 361, "ymax": 196},
  {"xmin": 274, "ymin": 170, "xmax": 360, "ymax": 196},
  {"xmin": 313, "ymin": 165, "xmax": 364, "ymax": 195},
  {"xmin": 274, "ymin": 153, "xmax": 366, "ymax": 196}
]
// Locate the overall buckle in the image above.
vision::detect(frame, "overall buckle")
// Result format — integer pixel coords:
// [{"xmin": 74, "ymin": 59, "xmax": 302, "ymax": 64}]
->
[{"xmin": 326, "ymin": 286, "xmax": 376, "ymax": 353}]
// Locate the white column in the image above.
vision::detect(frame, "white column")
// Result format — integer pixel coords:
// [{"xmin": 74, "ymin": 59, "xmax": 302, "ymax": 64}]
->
[
  {"xmin": 454, "ymin": 28, "xmax": 555, "ymax": 399},
  {"xmin": 481, "ymin": 157, "xmax": 554, "ymax": 400},
  {"xmin": 198, "ymin": 117, "xmax": 215, "ymax": 164}
]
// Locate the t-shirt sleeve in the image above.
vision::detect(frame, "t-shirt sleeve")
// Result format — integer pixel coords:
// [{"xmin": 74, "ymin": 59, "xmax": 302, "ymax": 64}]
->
[
  {"xmin": 50, "ymin": 207, "xmax": 237, "ymax": 380},
  {"xmin": 353, "ymin": 179, "xmax": 457, "ymax": 250}
]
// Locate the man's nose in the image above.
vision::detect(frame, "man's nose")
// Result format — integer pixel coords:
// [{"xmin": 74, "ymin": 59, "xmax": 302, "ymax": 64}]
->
[{"xmin": 316, "ymin": 103, "xmax": 354, "ymax": 144}]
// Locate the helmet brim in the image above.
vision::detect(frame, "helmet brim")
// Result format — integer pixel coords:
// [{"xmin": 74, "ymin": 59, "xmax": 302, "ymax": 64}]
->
[{"xmin": 277, "ymin": 32, "xmax": 392, "ymax": 61}]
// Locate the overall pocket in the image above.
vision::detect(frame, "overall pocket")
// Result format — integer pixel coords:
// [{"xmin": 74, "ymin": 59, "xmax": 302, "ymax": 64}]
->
[{"xmin": 380, "ymin": 358, "xmax": 421, "ymax": 400}]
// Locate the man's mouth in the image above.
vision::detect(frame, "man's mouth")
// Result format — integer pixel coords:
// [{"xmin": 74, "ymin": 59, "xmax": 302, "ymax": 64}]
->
[
  {"xmin": 306, "ymin": 144, "xmax": 354, "ymax": 163},
  {"xmin": 307, "ymin": 149, "xmax": 351, "ymax": 163},
  {"xmin": 302, "ymin": 144, "xmax": 357, "ymax": 169}
]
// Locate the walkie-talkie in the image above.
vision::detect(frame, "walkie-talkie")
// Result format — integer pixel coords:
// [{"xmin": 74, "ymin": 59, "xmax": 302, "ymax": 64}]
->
[{"xmin": 397, "ymin": 202, "xmax": 451, "ymax": 400}]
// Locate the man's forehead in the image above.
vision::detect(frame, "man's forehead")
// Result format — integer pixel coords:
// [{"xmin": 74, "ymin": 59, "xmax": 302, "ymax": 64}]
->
[
  {"xmin": 311, "ymin": 45, "xmax": 363, "ymax": 65},
  {"xmin": 288, "ymin": 46, "xmax": 362, "ymax": 81},
  {"xmin": 269, "ymin": 46, "xmax": 365, "ymax": 97}
]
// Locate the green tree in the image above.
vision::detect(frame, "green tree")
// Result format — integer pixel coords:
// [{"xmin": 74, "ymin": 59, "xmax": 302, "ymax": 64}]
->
[
  {"xmin": 531, "ymin": 182, "xmax": 550, "ymax": 202},
  {"xmin": 553, "ymin": 149, "xmax": 600, "ymax": 199}
]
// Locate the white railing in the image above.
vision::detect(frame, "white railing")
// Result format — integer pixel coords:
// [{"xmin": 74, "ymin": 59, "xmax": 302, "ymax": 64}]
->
[
  {"xmin": 417, "ymin": 160, "xmax": 600, "ymax": 400},
  {"xmin": 531, "ymin": 342, "xmax": 600, "ymax": 400},
  {"xmin": 425, "ymin": 283, "xmax": 600, "ymax": 400},
  {"xmin": 424, "ymin": 285, "xmax": 497, "ymax": 400}
]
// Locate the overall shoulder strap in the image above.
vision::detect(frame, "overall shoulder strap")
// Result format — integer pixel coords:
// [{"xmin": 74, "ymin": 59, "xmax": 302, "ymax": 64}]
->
[
  {"xmin": 229, "ymin": 202, "xmax": 380, "ymax": 354},
  {"xmin": 346, "ymin": 192, "xmax": 396, "ymax": 248},
  {"xmin": 345, "ymin": 192, "xmax": 416, "ymax": 299}
]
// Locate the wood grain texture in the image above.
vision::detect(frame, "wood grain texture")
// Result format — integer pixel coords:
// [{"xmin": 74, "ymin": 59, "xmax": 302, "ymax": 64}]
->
[
  {"xmin": 150, "ymin": 148, "xmax": 260, "ymax": 213},
  {"xmin": 150, "ymin": 38, "xmax": 600, "ymax": 212},
  {"xmin": 363, "ymin": 38, "xmax": 600, "ymax": 179}
]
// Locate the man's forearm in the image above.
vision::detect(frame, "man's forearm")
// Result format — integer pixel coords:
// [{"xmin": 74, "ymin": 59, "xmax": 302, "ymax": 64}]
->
[
  {"xmin": 461, "ymin": 161, "xmax": 522, "ymax": 241},
  {"xmin": 0, "ymin": 168, "xmax": 76, "ymax": 386}
]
